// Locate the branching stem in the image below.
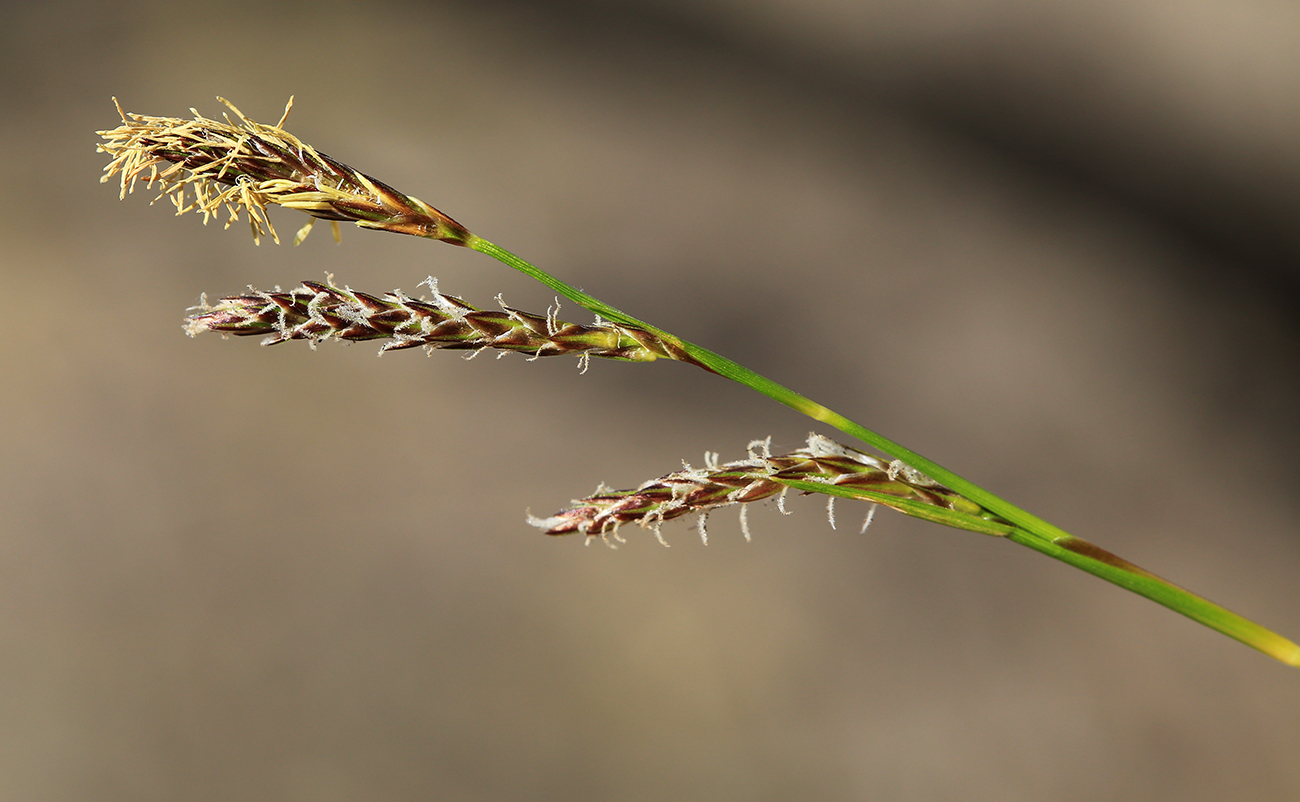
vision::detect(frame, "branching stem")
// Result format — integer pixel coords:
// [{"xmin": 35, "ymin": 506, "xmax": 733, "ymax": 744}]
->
[{"xmin": 469, "ymin": 236, "xmax": 1300, "ymax": 667}]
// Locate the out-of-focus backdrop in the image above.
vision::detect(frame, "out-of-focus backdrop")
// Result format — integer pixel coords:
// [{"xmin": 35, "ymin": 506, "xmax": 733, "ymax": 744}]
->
[{"xmin": 3, "ymin": 1, "xmax": 1298, "ymax": 799}]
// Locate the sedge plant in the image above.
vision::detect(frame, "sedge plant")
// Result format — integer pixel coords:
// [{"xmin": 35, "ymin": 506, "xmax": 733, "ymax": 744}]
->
[{"xmin": 97, "ymin": 97, "xmax": 1300, "ymax": 667}]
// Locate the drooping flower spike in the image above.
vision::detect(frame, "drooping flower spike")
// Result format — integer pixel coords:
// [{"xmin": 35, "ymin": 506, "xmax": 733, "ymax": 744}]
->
[
  {"xmin": 97, "ymin": 97, "xmax": 471, "ymax": 246},
  {"xmin": 186, "ymin": 277, "xmax": 669, "ymax": 365},
  {"xmin": 532, "ymin": 434, "xmax": 1014, "ymax": 546}
]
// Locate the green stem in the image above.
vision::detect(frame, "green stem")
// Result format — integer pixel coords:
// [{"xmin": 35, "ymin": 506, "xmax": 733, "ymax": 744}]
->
[{"xmin": 467, "ymin": 236, "xmax": 1300, "ymax": 667}]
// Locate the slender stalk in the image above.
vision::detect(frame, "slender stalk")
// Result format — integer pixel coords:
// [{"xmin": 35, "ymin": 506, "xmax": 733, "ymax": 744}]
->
[{"xmin": 469, "ymin": 236, "xmax": 1300, "ymax": 667}]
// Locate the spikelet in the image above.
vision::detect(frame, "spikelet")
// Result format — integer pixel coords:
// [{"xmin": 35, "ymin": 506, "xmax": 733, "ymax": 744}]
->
[
  {"xmin": 530, "ymin": 434, "xmax": 1013, "ymax": 544},
  {"xmin": 97, "ymin": 97, "xmax": 471, "ymax": 245},
  {"xmin": 186, "ymin": 277, "xmax": 671, "ymax": 364}
]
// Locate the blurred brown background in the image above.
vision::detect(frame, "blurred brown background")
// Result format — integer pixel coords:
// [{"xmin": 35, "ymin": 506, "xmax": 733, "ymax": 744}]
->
[{"xmin": 3, "ymin": 0, "xmax": 1299, "ymax": 799}]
